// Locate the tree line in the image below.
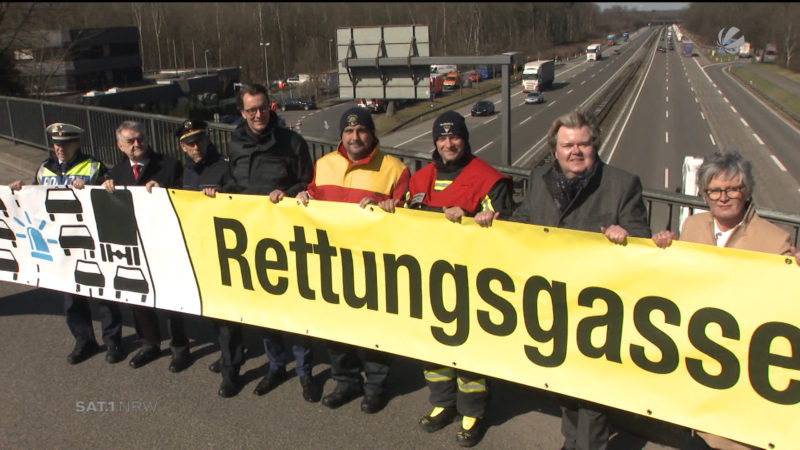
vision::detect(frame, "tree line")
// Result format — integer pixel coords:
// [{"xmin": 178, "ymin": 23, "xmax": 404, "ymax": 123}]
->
[
  {"xmin": 683, "ymin": 3, "xmax": 799, "ymax": 70},
  {"xmin": 1, "ymin": 2, "xmax": 667, "ymax": 96}
]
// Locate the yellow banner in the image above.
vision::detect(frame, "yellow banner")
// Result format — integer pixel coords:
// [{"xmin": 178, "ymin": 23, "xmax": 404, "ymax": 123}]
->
[{"xmin": 170, "ymin": 189, "xmax": 799, "ymax": 449}]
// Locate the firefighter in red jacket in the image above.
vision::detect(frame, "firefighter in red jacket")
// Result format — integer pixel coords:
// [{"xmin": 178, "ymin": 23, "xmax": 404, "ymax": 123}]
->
[{"xmin": 392, "ymin": 110, "xmax": 512, "ymax": 447}]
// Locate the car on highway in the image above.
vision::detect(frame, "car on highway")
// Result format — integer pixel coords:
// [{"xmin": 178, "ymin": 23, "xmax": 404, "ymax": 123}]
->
[
  {"xmin": 657, "ymin": 46, "xmax": 667, "ymax": 53},
  {"xmin": 277, "ymin": 97, "xmax": 316, "ymax": 111},
  {"xmin": 357, "ymin": 98, "xmax": 385, "ymax": 113},
  {"xmin": 524, "ymin": 92, "xmax": 544, "ymax": 104},
  {"xmin": 470, "ymin": 100, "xmax": 495, "ymax": 116}
]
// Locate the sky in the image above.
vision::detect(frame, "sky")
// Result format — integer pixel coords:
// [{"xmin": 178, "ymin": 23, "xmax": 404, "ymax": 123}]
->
[{"xmin": 595, "ymin": 2, "xmax": 690, "ymax": 11}]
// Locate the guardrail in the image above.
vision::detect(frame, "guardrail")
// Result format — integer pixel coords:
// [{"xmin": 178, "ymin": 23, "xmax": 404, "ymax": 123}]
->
[{"xmin": 1, "ymin": 95, "xmax": 798, "ymax": 246}]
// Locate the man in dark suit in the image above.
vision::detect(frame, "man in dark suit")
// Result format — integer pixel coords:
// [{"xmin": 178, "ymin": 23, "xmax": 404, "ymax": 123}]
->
[{"xmin": 101, "ymin": 120, "xmax": 192, "ymax": 373}]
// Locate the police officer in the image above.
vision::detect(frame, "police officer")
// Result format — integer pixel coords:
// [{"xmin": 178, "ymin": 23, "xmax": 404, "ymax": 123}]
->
[
  {"xmin": 9, "ymin": 123, "xmax": 125, "ymax": 365},
  {"xmin": 176, "ymin": 118, "xmax": 243, "ymax": 397}
]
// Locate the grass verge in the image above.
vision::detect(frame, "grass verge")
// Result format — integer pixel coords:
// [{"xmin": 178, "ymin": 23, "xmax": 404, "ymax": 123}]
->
[{"xmin": 729, "ymin": 65, "xmax": 800, "ymax": 120}]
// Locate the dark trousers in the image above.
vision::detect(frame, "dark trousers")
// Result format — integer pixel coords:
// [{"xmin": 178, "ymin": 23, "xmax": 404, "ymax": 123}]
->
[
  {"xmin": 423, "ymin": 364, "xmax": 488, "ymax": 418},
  {"xmin": 131, "ymin": 305, "xmax": 188, "ymax": 354},
  {"xmin": 327, "ymin": 341, "xmax": 392, "ymax": 395},
  {"xmin": 212, "ymin": 319, "xmax": 244, "ymax": 381},
  {"xmin": 262, "ymin": 329, "xmax": 311, "ymax": 376},
  {"xmin": 560, "ymin": 404, "xmax": 610, "ymax": 450},
  {"xmin": 64, "ymin": 293, "xmax": 122, "ymax": 349}
]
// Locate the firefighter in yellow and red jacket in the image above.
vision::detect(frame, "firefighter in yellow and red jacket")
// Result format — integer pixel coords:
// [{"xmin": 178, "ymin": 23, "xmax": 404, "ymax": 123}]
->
[
  {"xmin": 397, "ymin": 110, "xmax": 512, "ymax": 448},
  {"xmin": 296, "ymin": 106, "xmax": 410, "ymax": 413}
]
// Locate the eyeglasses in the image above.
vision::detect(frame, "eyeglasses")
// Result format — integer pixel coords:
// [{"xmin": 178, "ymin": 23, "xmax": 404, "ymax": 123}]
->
[
  {"xmin": 704, "ymin": 185, "xmax": 746, "ymax": 200},
  {"xmin": 243, "ymin": 105, "xmax": 269, "ymax": 117}
]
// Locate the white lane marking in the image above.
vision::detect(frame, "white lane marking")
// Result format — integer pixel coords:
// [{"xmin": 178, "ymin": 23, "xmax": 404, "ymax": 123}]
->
[
  {"xmin": 664, "ymin": 168, "xmax": 670, "ymax": 189},
  {"xmin": 723, "ymin": 97, "xmax": 729, "ymax": 103},
  {"xmin": 666, "ymin": 96, "xmax": 669, "ymax": 102},
  {"xmin": 740, "ymin": 118, "xmax": 750, "ymax": 127},
  {"xmin": 519, "ymin": 116, "xmax": 532, "ymax": 125},
  {"xmin": 770, "ymin": 154, "xmax": 788, "ymax": 172},
  {"xmin": 753, "ymin": 133, "xmax": 765, "ymax": 145},
  {"xmin": 483, "ymin": 117, "xmax": 497, "ymax": 125},
  {"xmin": 665, "ymin": 131, "xmax": 669, "ymax": 143},
  {"xmin": 700, "ymin": 111, "xmax": 705, "ymax": 120},
  {"xmin": 396, "ymin": 130, "xmax": 431, "ymax": 147},
  {"xmin": 730, "ymin": 105, "xmax": 738, "ymax": 113},
  {"xmin": 666, "ymin": 110, "xmax": 669, "ymax": 119},
  {"xmin": 475, "ymin": 140, "xmax": 494, "ymax": 154},
  {"xmin": 581, "ymin": 80, "xmax": 586, "ymax": 85},
  {"xmin": 567, "ymin": 89, "xmax": 574, "ymax": 94},
  {"xmin": 695, "ymin": 97, "xmax": 699, "ymax": 103},
  {"xmin": 709, "ymin": 134, "xmax": 716, "ymax": 146},
  {"xmin": 547, "ymin": 101, "xmax": 556, "ymax": 107}
]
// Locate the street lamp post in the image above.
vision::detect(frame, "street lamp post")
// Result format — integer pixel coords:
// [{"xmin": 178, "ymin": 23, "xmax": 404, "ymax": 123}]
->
[
  {"xmin": 328, "ymin": 38, "xmax": 334, "ymax": 71},
  {"xmin": 204, "ymin": 49, "xmax": 210, "ymax": 75},
  {"xmin": 259, "ymin": 42, "xmax": 271, "ymax": 88}
]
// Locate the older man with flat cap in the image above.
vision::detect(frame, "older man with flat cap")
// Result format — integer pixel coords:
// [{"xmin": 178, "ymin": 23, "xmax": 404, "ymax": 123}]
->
[
  {"xmin": 9, "ymin": 123, "xmax": 124, "ymax": 365},
  {"xmin": 297, "ymin": 107, "xmax": 410, "ymax": 413}
]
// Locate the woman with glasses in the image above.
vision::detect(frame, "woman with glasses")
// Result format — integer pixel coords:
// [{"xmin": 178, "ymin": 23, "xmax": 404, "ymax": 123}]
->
[
  {"xmin": 653, "ymin": 150, "xmax": 793, "ymax": 449},
  {"xmin": 653, "ymin": 150, "xmax": 792, "ymax": 255}
]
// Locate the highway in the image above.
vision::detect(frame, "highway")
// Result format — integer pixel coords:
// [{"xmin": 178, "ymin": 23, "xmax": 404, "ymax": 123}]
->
[{"xmin": 283, "ymin": 26, "xmax": 800, "ymax": 224}]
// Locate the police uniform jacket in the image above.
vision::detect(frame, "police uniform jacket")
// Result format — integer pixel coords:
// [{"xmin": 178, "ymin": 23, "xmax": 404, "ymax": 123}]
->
[
  {"xmin": 226, "ymin": 111, "xmax": 313, "ymax": 196},
  {"xmin": 35, "ymin": 150, "xmax": 107, "ymax": 186},
  {"xmin": 182, "ymin": 143, "xmax": 230, "ymax": 192},
  {"xmin": 108, "ymin": 148, "xmax": 182, "ymax": 189}
]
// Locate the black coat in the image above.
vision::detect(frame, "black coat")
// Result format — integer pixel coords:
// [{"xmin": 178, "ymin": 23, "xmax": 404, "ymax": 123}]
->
[
  {"xmin": 513, "ymin": 160, "xmax": 651, "ymax": 238},
  {"xmin": 108, "ymin": 148, "xmax": 183, "ymax": 189},
  {"xmin": 181, "ymin": 144, "xmax": 230, "ymax": 192},
  {"xmin": 226, "ymin": 111, "xmax": 313, "ymax": 196}
]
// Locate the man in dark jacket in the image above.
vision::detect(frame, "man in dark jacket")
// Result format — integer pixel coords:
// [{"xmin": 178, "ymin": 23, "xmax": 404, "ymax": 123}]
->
[
  {"xmin": 513, "ymin": 109, "xmax": 651, "ymax": 450},
  {"xmin": 176, "ymin": 118, "xmax": 243, "ymax": 398},
  {"xmin": 102, "ymin": 120, "xmax": 192, "ymax": 373},
  {"xmin": 227, "ymin": 84, "xmax": 316, "ymax": 402},
  {"xmin": 8, "ymin": 122, "xmax": 124, "ymax": 365}
]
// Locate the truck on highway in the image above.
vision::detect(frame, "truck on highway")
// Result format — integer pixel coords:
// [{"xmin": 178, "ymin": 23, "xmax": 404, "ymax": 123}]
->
[
  {"xmin": 739, "ymin": 42, "xmax": 752, "ymax": 58},
  {"xmin": 521, "ymin": 60, "xmax": 554, "ymax": 93},
  {"xmin": 607, "ymin": 34, "xmax": 616, "ymax": 46},
  {"xmin": 763, "ymin": 43, "xmax": 777, "ymax": 63},
  {"xmin": 429, "ymin": 74, "xmax": 444, "ymax": 97},
  {"xmin": 586, "ymin": 44, "xmax": 602, "ymax": 61},
  {"xmin": 475, "ymin": 64, "xmax": 497, "ymax": 80},
  {"xmin": 682, "ymin": 41, "xmax": 694, "ymax": 57},
  {"xmin": 623, "ymin": 32, "xmax": 630, "ymax": 42},
  {"xmin": 443, "ymin": 72, "xmax": 459, "ymax": 90},
  {"xmin": 431, "ymin": 64, "xmax": 457, "ymax": 75}
]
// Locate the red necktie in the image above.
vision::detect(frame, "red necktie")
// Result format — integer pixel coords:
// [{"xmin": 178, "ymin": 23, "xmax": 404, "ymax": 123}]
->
[{"xmin": 132, "ymin": 164, "xmax": 141, "ymax": 181}]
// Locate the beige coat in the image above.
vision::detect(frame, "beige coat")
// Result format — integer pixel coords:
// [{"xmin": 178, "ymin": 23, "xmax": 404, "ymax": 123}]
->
[
  {"xmin": 681, "ymin": 203, "xmax": 788, "ymax": 449},
  {"xmin": 680, "ymin": 204, "xmax": 791, "ymax": 256}
]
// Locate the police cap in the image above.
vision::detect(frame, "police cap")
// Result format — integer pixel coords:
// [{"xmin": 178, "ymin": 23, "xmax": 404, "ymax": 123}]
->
[
  {"xmin": 46, "ymin": 123, "xmax": 83, "ymax": 143},
  {"xmin": 175, "ymin": 119, "xmax": 208, "ymax": 144}
]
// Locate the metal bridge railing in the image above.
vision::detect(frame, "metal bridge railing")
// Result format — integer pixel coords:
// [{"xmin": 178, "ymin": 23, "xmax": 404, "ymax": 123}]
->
[{"xmin": 2, "ymin": 95, "xmax": 798, "ymax": 245}]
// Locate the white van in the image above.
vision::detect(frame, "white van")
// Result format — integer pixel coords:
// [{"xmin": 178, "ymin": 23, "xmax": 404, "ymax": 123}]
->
[{"xmin": 286, "ymin": 74, "xmax": 310, "ymax": 85}]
